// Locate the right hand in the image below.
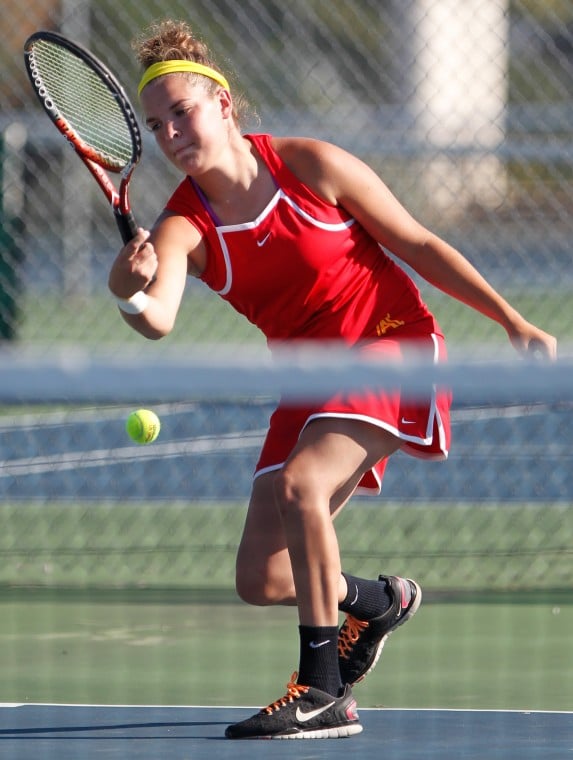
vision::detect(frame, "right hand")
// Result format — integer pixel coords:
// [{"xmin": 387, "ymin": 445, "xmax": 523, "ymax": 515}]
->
[{"xmin": 108, "ymin": 227, "xmax": 158, "ymax": 299}]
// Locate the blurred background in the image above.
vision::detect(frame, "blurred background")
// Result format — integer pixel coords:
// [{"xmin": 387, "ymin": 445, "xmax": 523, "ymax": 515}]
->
[
  {"xmin": 2, "ymin": 0, "xmax": 572, "ymax": 348},
  {"xmin": 0, "ymin": 0, "xmax": 571, "ymax": 711}
]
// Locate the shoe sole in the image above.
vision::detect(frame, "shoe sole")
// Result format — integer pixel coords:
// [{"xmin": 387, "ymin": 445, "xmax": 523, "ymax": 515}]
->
[
  {"xmin": 271, "ymin": 723, "xmax": 364, "ymax": 739},
  {"xmin": 351, "ymin": 579, "xmax": 422, "ymax": 685},
  {"xmin": 227, "ymin": 723, "xmax": 363, "ymax": 740}
]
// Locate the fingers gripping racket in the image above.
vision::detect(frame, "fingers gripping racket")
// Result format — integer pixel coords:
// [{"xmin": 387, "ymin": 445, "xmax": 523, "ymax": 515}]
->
[{"xmin": 24, "ymin": 31, "xmax": 141, "ymax": 244}]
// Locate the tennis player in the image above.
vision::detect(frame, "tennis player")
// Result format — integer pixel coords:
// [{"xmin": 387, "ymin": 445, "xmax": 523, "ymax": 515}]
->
[{"xmin": 108, "ymin": 20, "xmax": 557, "ymax": 739}]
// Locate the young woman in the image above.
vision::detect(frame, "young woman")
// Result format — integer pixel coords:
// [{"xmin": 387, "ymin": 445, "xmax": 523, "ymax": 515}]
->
[{"xmin": 109, "ymin": 20, "xmax": 557, "ymax": 740}]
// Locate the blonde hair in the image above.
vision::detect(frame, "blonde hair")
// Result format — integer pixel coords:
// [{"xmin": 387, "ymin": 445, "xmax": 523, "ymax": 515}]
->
[{"xmin": 132, "ymin": 19, "xmax": 255, "ymax": 128}]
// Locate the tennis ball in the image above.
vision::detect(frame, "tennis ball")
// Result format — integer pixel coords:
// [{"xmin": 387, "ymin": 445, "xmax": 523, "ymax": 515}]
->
[{"xmin": 126, "ymin": 409, "xmax": 160, "ymax": 445}]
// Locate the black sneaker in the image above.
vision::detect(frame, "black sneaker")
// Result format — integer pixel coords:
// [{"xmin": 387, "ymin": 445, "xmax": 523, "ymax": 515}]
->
[
  {"xmin": 225, "ymin": 672, "xmax": 363, "ymax": 739},
  {"xmin": 338, "ymin": 575, "xmax": 421, "ymax": 686}
]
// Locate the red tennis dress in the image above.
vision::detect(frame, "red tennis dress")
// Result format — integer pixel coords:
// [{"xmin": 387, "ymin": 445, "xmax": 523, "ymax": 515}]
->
[{"xmin": 165, "ymin": 133, "xmax": 451, "ymax": 492}]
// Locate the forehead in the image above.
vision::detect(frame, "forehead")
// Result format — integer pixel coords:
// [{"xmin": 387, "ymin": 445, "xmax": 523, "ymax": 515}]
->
[{"xmin": 140, "ymin": 74, "xmax": 210, "ymax": 113}]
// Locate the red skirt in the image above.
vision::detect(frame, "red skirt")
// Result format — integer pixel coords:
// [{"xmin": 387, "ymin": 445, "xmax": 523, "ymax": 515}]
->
[{"xmin": 254, "ymin": 333, "xmax": 451, "ymax": 494}]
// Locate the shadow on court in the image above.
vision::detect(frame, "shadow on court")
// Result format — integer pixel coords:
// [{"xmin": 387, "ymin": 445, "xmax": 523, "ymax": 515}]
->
[{"xmin": 0, "ymin": 704, "xmax": 571, "ymax": 759}]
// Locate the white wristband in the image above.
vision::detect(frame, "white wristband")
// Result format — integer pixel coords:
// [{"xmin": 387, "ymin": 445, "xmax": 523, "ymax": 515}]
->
[{"xmin": 115, "ymin": 290, "xmax": 149, "ymax": 315}]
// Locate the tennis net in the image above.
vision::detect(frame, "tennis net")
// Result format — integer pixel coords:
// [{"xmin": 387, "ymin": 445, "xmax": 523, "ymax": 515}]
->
[{"xmin": 0, "ymin": 344, "xmax": 571, "ymax": 594}]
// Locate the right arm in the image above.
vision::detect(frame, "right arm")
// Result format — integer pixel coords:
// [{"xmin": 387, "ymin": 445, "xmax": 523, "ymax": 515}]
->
[{"xmin": 108, "ymin": 211, "xmax": 205, "ymax": 340}]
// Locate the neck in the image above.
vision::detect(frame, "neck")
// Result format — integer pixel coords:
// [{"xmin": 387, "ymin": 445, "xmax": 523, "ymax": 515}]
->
[
  {"xmin": 192, "ymin": 134, "xmax": 257, "ymax": 206},
  {"xmin": 192, "ymin": 136, "xmax": 277, "ymax": 226}
]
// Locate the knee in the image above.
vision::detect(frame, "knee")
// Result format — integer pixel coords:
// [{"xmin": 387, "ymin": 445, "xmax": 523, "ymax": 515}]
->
[
  {"xmin": 273, "ymin": 467, "xmax": 321, "ymax": 520},
  {"xmin": 235, "ymin": 576, "xmax": 274, "ymax": 606},
  {"xmin": 273, "ymin": 468, "xmax": 306, "ymax": 515},
  {"xmin": 235, "ymin": 565, "xmax": 294, "ymax": 606},
  {"xmin": 235, "ymin": 558, "xmax": 295, "ymax": 607}
]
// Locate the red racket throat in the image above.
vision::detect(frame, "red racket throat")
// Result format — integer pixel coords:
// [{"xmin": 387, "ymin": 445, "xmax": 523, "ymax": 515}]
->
[{"xmin": 53, "ymin": 109, "xmax": 136, "ymax": 225}]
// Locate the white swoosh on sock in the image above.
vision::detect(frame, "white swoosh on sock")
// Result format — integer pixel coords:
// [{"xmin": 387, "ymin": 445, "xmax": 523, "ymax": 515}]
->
[{"xmin": 309, "ymin": 640, "xmax": 330, "ymax": 649}]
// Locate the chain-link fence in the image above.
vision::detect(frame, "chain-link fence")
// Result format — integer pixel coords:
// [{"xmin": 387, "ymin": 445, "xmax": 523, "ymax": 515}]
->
[
  {"xmin": 1, "ymin": 1, "xmax": 572, "ymax": 592},
  {"xmin": 2, "ymin": 0, "xmax": 572, "ymax": 346}
]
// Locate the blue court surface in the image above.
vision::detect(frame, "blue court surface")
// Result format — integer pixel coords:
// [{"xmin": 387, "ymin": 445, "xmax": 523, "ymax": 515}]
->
[
  {"xmin": 1, "ymin": 400, "xmax": 571, "ymax": 502},
  {"xmin": 0, "ymin": 704, "xmax": 571, "ymax": 759}
]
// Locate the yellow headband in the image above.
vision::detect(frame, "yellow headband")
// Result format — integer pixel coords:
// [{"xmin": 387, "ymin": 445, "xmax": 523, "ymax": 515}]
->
[{"xmin": 138, "ymin": 60, "xmax": 230, "ymax": 97}]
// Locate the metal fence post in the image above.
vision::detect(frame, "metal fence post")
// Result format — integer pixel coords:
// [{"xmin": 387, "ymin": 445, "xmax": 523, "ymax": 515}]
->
[{"xmin": 0, "ymin": 123, "xmax": 26, "ymax": 341}]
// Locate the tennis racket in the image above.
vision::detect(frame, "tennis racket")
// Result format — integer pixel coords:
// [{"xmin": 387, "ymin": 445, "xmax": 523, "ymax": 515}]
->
[{"xmin": 24, "ymin": 31, "xmax": 141, "ymax": 244}]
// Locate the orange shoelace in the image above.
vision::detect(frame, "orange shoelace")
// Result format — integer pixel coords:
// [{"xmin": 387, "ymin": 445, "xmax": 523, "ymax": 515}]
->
[
  {"xmin": 263, "ymin": 672, "xmax": 310, "ymax": 714},
  {"xmin": 338, "ymin": 615, "xmax": 369, "ymax": 659}
]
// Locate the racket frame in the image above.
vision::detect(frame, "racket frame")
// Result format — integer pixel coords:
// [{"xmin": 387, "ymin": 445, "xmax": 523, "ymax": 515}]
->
[{"xmin": 24, "ymin": 30, "xmax": 142, "ymax": 243}]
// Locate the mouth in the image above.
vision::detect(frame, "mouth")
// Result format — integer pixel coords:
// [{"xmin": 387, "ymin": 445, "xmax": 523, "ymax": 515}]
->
[{"xmin": 173, "ymin": 143, "xmax": 196, "ymax": 161}]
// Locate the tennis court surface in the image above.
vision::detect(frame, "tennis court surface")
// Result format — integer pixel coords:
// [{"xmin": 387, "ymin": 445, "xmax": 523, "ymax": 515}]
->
[{"xmin": 1, "ymin": 703, "xmax": 571, "ymax": 759}]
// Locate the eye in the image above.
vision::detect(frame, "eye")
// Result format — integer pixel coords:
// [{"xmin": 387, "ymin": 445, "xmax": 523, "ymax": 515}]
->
[{"xmin": 145, "ymin": 121, "xmax": 161, "ymax": 133}]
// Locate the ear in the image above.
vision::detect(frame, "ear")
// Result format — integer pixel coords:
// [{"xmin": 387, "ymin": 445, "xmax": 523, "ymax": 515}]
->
[{"xmin": 218, "ymin": 88, "xmax": 234, "ymax": 120}]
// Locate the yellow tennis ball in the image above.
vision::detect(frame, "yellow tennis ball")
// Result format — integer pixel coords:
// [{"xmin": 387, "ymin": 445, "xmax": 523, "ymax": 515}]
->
[{"xmin": 126, "ymin": 409, "xmax": 160, "ymax": 445}]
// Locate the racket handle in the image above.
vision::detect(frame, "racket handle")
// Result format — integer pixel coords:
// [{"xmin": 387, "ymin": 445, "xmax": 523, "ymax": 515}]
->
[{"xmin": 115, "ymin": 209, "xmax": 139, "ymax": 244}]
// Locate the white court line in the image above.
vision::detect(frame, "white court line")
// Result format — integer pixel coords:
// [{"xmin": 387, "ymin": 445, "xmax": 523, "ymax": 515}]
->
[
  {"xmin": 0, "ymin": 430, "xmax": 266, "ymax": 477},
  {"xmin": 0, "ymin": 702, "xmax": 570, "ymax": 714},
  {"xmin": 0, "ymin": 402, "xmax": 202, "ymax": 431},
  {"xmin": 0, "ymin": 399, "xmax": 566, "ymax": 432},
  {"xmin": 451, "ymin": 402, "xmax": 553, "ymax": 422}
]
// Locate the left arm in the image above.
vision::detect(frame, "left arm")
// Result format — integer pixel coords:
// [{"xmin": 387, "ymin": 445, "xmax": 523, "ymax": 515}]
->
[{"xmin": 277, "ymin": 138, "xmax": 557, "ymax": 358}]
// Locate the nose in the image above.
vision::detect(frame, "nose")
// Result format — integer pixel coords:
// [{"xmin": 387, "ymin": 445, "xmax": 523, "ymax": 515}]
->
[{"xmin": 163, "ymin": 120, "xmax": 181, "ymax": 140}]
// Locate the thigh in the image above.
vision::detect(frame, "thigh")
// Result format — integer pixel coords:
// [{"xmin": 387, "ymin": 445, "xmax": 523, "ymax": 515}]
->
[
  {"xmin": 236, "ymin": 419, "xmax": 400, "ymax": 591},
  {"xmin": 282, "ymin": 416, "xmax": 401, "ymax": 503}
]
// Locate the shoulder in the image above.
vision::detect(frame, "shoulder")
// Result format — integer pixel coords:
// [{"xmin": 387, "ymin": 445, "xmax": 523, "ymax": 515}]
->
[
  {"xmin": 270, "ymin": 136, "xmax": 367, "ymax": 205},
  {"xmin": 271, "ymin": 136, "xmax": 352, "ymax": 171}
]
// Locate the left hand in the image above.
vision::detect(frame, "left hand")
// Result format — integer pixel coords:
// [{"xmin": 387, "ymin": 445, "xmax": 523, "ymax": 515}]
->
[{"xmin": 507, "ymin": 322, "xmax": 557, "ymax": 360}]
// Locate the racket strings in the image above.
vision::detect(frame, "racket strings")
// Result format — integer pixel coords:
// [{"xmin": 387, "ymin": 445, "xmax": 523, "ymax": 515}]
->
[{"xmin": 27, "ymin": 41, "xmax": 136, "ymax": 170}]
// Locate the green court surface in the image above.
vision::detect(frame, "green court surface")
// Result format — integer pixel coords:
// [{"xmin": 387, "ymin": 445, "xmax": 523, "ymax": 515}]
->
[
  {"xmin": 1, "ymin": 501, "xmax": 571, "ymax": 591},
  {"xmin": 1, "ymin": 496, "xmax": 570, "ymax": 713},
  {"xmin": 0, "ymin": 588, "xmax": 570, "ymax": 711}
]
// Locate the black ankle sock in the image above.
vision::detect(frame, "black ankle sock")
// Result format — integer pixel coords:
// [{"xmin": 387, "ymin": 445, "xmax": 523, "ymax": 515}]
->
[
  {"xmin": 297, "ymin": 625, "xmax": 342, "ymax": 696},
  {"xmin": 339, "ymin": 573, "xmax": 392, "ymax": 620}
]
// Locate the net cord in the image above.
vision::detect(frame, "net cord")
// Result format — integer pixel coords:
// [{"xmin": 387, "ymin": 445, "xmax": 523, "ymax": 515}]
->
[{"xmin": 0, "ymin": 347, "xmax": 570, "ymax": 404}]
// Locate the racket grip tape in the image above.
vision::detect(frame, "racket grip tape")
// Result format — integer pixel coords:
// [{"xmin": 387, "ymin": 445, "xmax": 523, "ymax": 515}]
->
[{"xmin": 115, "ymin": 209, "xmax": 139, "ymax": 244}]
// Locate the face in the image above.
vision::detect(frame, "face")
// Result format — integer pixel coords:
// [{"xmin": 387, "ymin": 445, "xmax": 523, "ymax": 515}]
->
[{"xmin": 141, "ymin": 74, "xmax": 233, "ymax": 175}]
